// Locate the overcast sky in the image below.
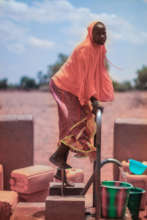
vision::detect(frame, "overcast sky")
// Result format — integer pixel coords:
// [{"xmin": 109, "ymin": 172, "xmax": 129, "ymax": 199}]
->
[{"xmin": 0, "ymin": 0, "xmax": 147, "ymax": 84}]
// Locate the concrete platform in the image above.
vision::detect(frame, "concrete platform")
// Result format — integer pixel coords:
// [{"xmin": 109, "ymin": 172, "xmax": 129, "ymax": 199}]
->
[
  {"xmin": 46, "ymin": 195, "xmax": 85, "ymax": 220},
  {"xmin": 10, "ymin": 201, "xmax": 144, "ymax": 220},
  {"xmin": 49, "ymin": 182, "xmax": 85, "ymax": 196},
  {"xmin": 85, "ymin": 207, "xmax": 132, "ymax": 220},
  {"xmin": 0, "ymin": 115, "xmax": 34, "ymax": 189}
]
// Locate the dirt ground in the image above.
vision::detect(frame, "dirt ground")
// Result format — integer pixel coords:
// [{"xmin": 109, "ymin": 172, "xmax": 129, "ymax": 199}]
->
[{"xmin": 0, "ymin": 90, "xmax": 147, "ymax": 183}]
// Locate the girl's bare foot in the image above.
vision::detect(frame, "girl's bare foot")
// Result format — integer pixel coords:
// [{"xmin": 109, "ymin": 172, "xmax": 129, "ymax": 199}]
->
[{"xmin": 49, "ymin": 154, "xmax": 71, "ymax": 169}]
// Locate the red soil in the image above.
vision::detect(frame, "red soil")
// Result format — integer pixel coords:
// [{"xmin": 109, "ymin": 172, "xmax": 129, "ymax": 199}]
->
[
  {"xmin": 1, "ymin": 90, "xmax": 147, "ymax": 215},
  {"xmin": 1, "ymin": 90, "xmax": 147, "ymax": 182}
]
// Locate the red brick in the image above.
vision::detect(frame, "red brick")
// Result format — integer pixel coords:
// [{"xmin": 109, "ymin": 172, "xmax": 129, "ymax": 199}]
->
[
  {"xmin": 10, "ymin": 165, "xmax": 54, "ymax": 194},
  {"xmin": 18, "ymin": 189, "xmax": 49, "ymax": 202},
  {"xmin": 0, "ymin": 190, "xmax": 18, "ymax": 219},
  {"xmin": 11, "ymin": 202, "xmax": 45, "ymax": 220}
]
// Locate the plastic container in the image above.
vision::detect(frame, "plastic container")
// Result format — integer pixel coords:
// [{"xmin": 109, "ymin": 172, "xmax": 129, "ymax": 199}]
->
[
  {"xmin": 128, "ymin": 187, "xmax": 145, "ymax": 220},
  {"xmin": 129, "ymin": 159, "xmax": 147, "ymax": 175},
  {"xmin": 101, "ymin": 181, "xmax": 133, "ymax": 218}
]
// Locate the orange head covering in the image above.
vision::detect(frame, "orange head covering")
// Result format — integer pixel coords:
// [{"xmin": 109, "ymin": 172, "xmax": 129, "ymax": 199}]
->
[{"xmin": 52, "ymin": 21, "xmax": 114, "ymax": 105}]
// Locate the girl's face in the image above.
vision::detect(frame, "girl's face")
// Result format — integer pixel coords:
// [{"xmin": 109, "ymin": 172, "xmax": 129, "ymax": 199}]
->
[{"xmin": 92, "ymin": 23, "xmax": 107, "ymax": 45}]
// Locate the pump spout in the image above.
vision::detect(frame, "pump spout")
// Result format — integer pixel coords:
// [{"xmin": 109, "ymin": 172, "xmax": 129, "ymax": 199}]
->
[{"xmin": 101, "ymin": 158, "xmax": 122, "ymax": 168}]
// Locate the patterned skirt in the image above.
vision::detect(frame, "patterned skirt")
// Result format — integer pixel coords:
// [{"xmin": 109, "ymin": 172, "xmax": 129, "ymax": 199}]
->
[{"xmin": 49, "ymin": 79, "xmax": 96, "ymax": 156}]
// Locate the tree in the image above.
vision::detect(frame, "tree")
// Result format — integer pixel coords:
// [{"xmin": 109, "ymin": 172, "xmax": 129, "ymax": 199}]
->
[
  {"xmin": 0, "ymin": 78, "xmax": 8, "ymax": 89},
  {"xmin": 112, "ymin": 80, "xmax": 132, "ymax": 92},
  {"xmin": 37, "ymin": 71, "xmax": 44, "ymax": 85},
  {"xmin": 135, "ymin": 65, "xmax": 147, "ymax": 90},
  {"xmin": 48, "ymin": 53, "xmax": 68, "ymax": 78},
  {"xmin": 37, "ymin": 71, "xmax": 49, "ymax": 86},
  {"xmin": 20, "ymin": 76, "xmax": 38, "ymax": 90}
]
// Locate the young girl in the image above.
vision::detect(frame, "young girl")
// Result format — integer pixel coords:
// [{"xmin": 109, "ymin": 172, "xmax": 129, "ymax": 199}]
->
[{"xmin": 49, "ymin": 21, "xmax": 114, "ymax": 170}]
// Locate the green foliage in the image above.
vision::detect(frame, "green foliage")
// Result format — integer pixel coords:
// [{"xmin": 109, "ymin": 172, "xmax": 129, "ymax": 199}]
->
[
  {"xmin": 0, "ymin": 78, "xmax": 8, "ymax": 89},
  {"xmin": 48, "ymin": 53, "xmax": 68, "ymax": 78},
  {"xmin": 37, "ymin": 71, "xmax": 48, "ymax": 86},
  {"xmin": 20, "ymin": 76, "xmax": 38, "ymax": 90},
  {"xmin": 104, "ymin": 58, "xmax": 110, "ymax": 71},
  {"xmin": 8, "ymin": 83, "xmax": 19, "ymax": 90},
  {"xmin": 134, "ymin": 65, "xmax": 147, "ymax": 90},
  {"xmin": 113, "ymin": 80, "xmax": 132, "ymax": 92}
]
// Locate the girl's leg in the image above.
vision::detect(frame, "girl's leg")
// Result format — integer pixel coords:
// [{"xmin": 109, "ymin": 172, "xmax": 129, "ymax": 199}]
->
[
  {"xmin": 49, "ymin": 80, "xmax": 71, "ymax": 169},
  {"xmin": 49, "ymin": 79, "xmax": 92, "ymax": 167},
  {"xmin": 49, "ymin": 143, "xmax": 71, "ymax": 169}
]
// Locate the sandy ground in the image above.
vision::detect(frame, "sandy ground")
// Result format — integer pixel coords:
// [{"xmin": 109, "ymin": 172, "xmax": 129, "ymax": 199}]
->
[
  {"xmin": 1, "ymin": 90, "xmax": 147, "ymax": 218},
  {"xmin": 1, "ymin": 90, "xmax": 147, "ymax": 182}
]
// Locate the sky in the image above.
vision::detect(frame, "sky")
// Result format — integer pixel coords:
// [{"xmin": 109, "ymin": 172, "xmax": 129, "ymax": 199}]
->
[{"xmin": 0, "ymin": 0, "xmax": 147, "ymax": 84}]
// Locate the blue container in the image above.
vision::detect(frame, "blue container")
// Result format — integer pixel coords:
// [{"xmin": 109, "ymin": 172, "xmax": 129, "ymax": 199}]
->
[{"xmin": 129, "ymin": 159, "xmax": 147, "ymax": 175}]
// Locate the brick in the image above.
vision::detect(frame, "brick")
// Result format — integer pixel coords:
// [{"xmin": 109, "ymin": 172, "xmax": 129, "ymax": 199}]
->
[
  {"xmin": 113, "ymin": 118, "xmax": 147, "ymax": 180},
  {"xmin": 0, "ymin": 115, "xmax": 34, "ymax": 189},
  {"xmin": 0, "ymin": 201, "xmax": 11, "ymax": 220},
  {"xmin": 10, "ymin": 202, "xmax": 45, "ymax": 220},
  {"xmin": 49, "ymin": 182, "xmax": 85, "ymax": 196},
  {"xmin": 45, "ymin": 196, "xmax": 85, "ymax": 220},
  {"xmin": 10, "ymin": 165, "xmax": 54, "ymax": 194},
  {"xmin": 18, "ymin": 189, "xmax": 49, "ymax": 202},
  {"xmin": 65, "ymin": 168, "xmax": 84, "ymax": 183},
  {"xmin": 54, "ymin": 168, "xmax": 84, "ymax": 183},
  {"xmin": 0, "ymin": 191, "xmax": 18, "ymax": 210}
]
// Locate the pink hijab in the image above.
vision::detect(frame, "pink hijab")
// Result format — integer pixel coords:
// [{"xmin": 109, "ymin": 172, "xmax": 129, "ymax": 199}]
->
[{"xmin": 52, "ymin": 21, "xmax": 114, "ymax": 105}]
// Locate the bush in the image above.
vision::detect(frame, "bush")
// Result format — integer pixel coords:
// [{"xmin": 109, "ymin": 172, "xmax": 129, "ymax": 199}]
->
[
  {"xmin": 20, "ymin": 76, "xmax": 38, "ymax": 90},
  {"xmin": 134, "ymin": 65, "xmax": 147, "ymax": 90},
  {"xmin": 113, "ymin": 80, "xmax": 132, "ymax": 92},
  {"xmin": 0, "ymin": 78, "xmax": 8, "ymax": 90}
]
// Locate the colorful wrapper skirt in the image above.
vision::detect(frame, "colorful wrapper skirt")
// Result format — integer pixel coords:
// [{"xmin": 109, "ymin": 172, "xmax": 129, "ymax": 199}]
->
[{"xmin": 49, "ymin": 79, "xmax": 96, "ymax": 156}]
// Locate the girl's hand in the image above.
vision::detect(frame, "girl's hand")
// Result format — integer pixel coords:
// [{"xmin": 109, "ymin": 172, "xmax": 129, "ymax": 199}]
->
[{"xmin": 91, "ymin": 100, "xmax": 104, "ymax": 114}]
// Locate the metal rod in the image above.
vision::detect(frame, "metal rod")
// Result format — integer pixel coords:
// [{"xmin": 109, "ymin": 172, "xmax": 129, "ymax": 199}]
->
[
  {"xmin": 93, "ymin": 161, "xmax": 96, "ymax": 207},
  {"xmin": 95, "ymin": 109, "xmax": 102, "ymax": 220},
  {"xmin": 81, "ymin": 171, "xmax": 94, "ymax": 195},
  {"xmin": 61, "ymin": 168, "xmax": 65, "ymax": 196},
  {"xmin": 81, "ymin": 158, "xmax": 122, "ymax": 196},
  {"xmin": 82, "ymin": 158, "xmax": 122, "ymax": 197}
]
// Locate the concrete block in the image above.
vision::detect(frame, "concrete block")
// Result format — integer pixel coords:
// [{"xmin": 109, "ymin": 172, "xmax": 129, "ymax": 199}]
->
[
  {"xmin": 10, "ymin": 202, "xmax": 45, "ymax": 220},
  {"xmin": 0, "ymin": 115, "xmax": 34, "ymax": 189},
  {"xmin": 10, "ymin": 165, "xmax": 54, "ymax": 194},
  {"xmin": 49, "ymin": 182, "xmax": 85, "ymax": 196},
  {"xmin": 0, "ymin": 191, "xmax": 18, "ymax": 213},
  {"xmin": 0, "ymin": 201, "xmax": 11, "ymax": 220},
  {"xmin": 45, "ymin": 196, "xmax": 85, "ymax": 220},
  {"xmin": 18, "ymin": 189, "xmax": 49, "ymax": 202},
  {"xmin": 113, "ymin": 118, "xmax": 147, "ymax": 180},
  {"xmin": 0, "ymin": 164, "xmax": 4, "ymax": 190},
  {"xmin": 54, "ymin": 168, "xmax": 84, "ymax": 183}
]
